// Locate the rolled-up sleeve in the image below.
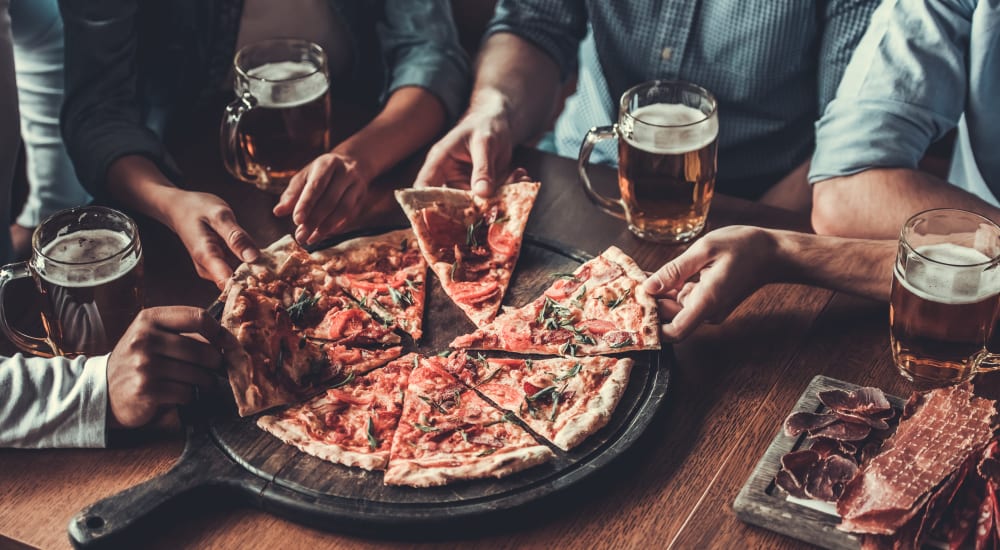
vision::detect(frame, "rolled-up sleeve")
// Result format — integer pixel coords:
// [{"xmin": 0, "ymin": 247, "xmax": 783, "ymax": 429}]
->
[
  {"xmin": 486, "ymin": 0, "xmax": 588, "ymax": 81},
  {"xmin": 58, "ymin": 0, "xmax": 181, "ymax": 197},
  {"xmin": 378, "ymin": 0, "xmax": 471, "ymax": 122},
  {"xmin": 808, "ymin": 0, "xmax": 972, "ymax": 183},
  {"xmin": 0, "ymin": 353, "xmax": 109, "ymax": 448}
]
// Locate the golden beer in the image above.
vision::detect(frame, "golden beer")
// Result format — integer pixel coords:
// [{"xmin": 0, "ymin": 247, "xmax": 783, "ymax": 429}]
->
[
  {"xmin": 579, "ymin": 81, "xmax": 718, "ymax": 243},
  {"xmin": 223, "ymin": 40, "xmax": 332, "ymax": 194},
  {"xmin": 618, "ymin": 104, "xmax": 718, "ymax": 241},
  {"xmin": 890, "ymin": 210, "xmax": 1000, "ymax": 386}
]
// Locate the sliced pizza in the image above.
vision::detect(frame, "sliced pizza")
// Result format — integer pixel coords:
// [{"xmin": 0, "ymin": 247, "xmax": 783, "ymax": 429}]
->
[
  {"xmin": 221, "ymin": 283, "xmax": 402, "ymax": 416},
  {"xmin": 256, "ymin": 353, "xmax": 416, "ymax": 470},
  {"xmin": 383, "ymin": 354, "xmax": 554, "ymax": 487},
  {"xmin": 450, "ymin": 246, "xmax": 660, "ymax": 355},
  {"xmin": 444, "ymin": 352, "xmax": 632, "ymax": 451},
  {"xmin": 395, "ymin": 181, "xmax": 539, "ymax": 327},
  {"xmin": 312, "ymin": 229, "xmax": 428, "ymax": 341}
]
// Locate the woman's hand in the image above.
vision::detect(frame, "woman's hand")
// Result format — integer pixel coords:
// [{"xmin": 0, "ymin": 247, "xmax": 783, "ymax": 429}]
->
[{"xmin": 273, "ymin": 150, "xmax": 372, "ymax": 245}]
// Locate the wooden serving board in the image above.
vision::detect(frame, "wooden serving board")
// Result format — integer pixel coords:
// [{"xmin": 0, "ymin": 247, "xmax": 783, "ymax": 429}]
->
[
  {"xmin": 68, "ymin": 233, "xmax": 672, "ymax": 548},
  {"xmin": 733, "ymin": 375, "xmax": 906, "ymax": 550}
]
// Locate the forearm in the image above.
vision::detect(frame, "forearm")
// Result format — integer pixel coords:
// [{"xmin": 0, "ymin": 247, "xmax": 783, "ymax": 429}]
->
[
  {"xmin": 772, "ymin": 229, "xmax": 895, "ymax": 302},
  {"xmin": 812, "ymin": 169, "xmax": 1000, "ymax": 239},
  {"xmin": 337, "ymin": 86, "xmax": 446, "ymax": 180},
  {"xmin": 0, "ymin": 354, "xmax": 109, "ymax": 448},
  {"xmin": 106, "ymin": 155, "xmax": 184, "ymax": 228},
  {"xmin": 470, "ymin": 32, "xmax": 562, "ymax": 145}
]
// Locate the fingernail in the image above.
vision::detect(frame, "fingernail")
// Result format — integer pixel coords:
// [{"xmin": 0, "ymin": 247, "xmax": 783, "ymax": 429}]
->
[
  {"xmin": 473, "ymin": 179, "xmax": 490, "ymax": 195},
  {"xmin": 306, "ymin": 230, "xmax": 321, "ymax": 245},
  {"xmin": 241, "ymin": 249, "xmax": 259, "ymax": 262},
  {"xmin": 644, "ymin": 279, "xmax": 664, "ymax": 294},
  {"xmin": 295, "ymin": 227, "xmax": 308, "ymax": 243}
]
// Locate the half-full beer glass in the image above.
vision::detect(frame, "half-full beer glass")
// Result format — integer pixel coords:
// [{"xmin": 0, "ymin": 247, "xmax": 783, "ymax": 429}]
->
[
  {"xmin": 0, "ymin": 206, "xmax": 144, "ymax": 357},
  {"xmin": 578, "ymin": 80, "xmax": 718, "ymax": 243},
  {"xmin": 221, "ymin": 39, "xmax": 332, "ymax": 194},
  {"xmin": 890, "ymin": 209, "xmax": 1000, "ymax": 385}
]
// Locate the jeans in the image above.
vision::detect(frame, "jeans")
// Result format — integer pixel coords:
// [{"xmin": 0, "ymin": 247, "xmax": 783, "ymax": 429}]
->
[{"xmin": 9, "ymin": 0, "xmax": 90, "ymax": 229}]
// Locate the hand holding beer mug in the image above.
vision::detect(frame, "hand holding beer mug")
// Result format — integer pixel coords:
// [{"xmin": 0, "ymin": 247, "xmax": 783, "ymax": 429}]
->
[
  {"xmin": 890, "ymin": 209, "xmax": 1000, "ymax": 386},
  {"xmin": 221, "ymin": 39, "xmax": 332, "ymax": 194},
  {"xmin": 578, "ymin": 80, "xmax": 718, "ymax": 243},
  {"xmin": 0, "ymin": 207, "xmax": 144, "ymax": 357}
]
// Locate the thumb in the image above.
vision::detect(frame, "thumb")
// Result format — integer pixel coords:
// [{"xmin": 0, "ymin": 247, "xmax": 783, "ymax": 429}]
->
[
  {"xmin": 469, "ymin": 133, "xmax": 497, "ymax": 197},
  {"xmin": 642, "ymin": 245, "xmax": 711, "ymax": 296}
]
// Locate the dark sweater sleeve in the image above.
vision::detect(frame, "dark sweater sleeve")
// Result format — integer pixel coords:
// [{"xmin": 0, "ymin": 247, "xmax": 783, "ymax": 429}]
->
[{"xmin": 58, "ymin": 0, "xmax": 181, "ymax": 198}]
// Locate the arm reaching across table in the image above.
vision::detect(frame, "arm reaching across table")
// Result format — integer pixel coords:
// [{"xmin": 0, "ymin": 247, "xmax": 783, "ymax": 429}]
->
[
  {"xmin": 0, "ymin": 306, "xmax": 238, "ymax": 448},
  {"xmin": 643, "ymin": 227, "xmax": 894, "ymax": 341}
]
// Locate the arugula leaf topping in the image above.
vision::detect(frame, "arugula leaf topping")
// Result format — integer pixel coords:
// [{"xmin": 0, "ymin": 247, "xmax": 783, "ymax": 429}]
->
[
  {"xmin": 605, "ymin": 288, "xmax": 632, "ymax": 309},
  {"xmin": 609, "ymin": 335, "xmax": 635, "ymax": 349},
  {"xmin": 478, "ymin": 367, "xmax": 503, "ymax": 385},
  {"xmin": 286, "ymin": 292, "xmax": 319, "ymax": 324},
  {"xmin": 366, "ymin": 416, "xmax": 379, "ymax": 450},
  {"xmin": 328, "ymin": 371, "xmax": 355, "ymax": 389},
  {"xmin": 526, "ymin": 385, "xmax": 558, "ymax": 402},
  {"xmin": 555, "ymin": 362, "xmax": 582, "ymax": 381},
  {"xmin": 400, "ymin": 238, "xmax": 408, "ymax": 252},
  {"xmin": 388, "ymin": 286, "xmax": 414, "ymax": 308},
  {"xmin": 404, "ymin": 278, "xmax": 421, "ymax": 290},
  {"xmin": 552, "ymin": 273, "xmax": 581, "ymax": 282},
  {"xmin": 477, "ymin": 448, "xmax": 497, "ymax": 457},
  {"xmin": 450, "ymin": 260, "xmax": 459, "ymax": 281},
  {"xmin": 492, "ymin": 215, "xmax": 509, "ymax": 225},
  {"xmin": 436, "ymin": 349, "xmax": 453, "ymax": 357},
  {"xmin": 414, "ymin": 423, "xmax": 440, "ymax": 433},
  {"xmin": 571, "ymin": 285, "xmax": 587, "ymax": 309},
  {"xmin": 419, "ymin": 395, "xmax": 449, "ymax": 414},
  {"xmin": 559, "ymin": 341, "xmax": 578, "ymax": 356},
  {"xmin": 466, "ymin": 218, "xmax": 485, "ymax": 248},
  {"xmin": 550, "ymin": 390, "xmax": 562, "ymax": 422}
]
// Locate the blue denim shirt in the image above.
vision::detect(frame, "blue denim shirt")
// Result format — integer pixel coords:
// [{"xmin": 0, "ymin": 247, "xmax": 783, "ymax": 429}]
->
[
  {"xmin": 490, "ymin": 0, "xmax": 879, "ymax": 199},
  {"xmin": 59, "ymin": 0, "xmax": 469, "ymax": 195},
  {"xmin": 809, "ymin": 0, "xmax": 999, "ymax": 193}
]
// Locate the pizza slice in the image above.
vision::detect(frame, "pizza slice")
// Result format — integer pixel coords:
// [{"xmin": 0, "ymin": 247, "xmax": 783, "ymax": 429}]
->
[
  {"xmin": 444, "ymin": 352, "xmax": 632, "ymax": 451},
  {"xmin": 312, "ymin": 229, "xmax": 428, "ymax": 341},
  {"xmin": 221, "ymin": 283, "xmax": 402, "ymax": 416},
  {"xmin": 383, "ymin": 354, "xmax": 554, "ymax": 487},
  {"xmin": 256, "ymin": 353, "xmax": 416, "ymax": 470},
  {"xmin": 395, "ymin": 180, "xmax": 539, "ymax": 327},
  {"xmin": 450, "ymin": 246, "xmax": 660, "ymax": 355}
]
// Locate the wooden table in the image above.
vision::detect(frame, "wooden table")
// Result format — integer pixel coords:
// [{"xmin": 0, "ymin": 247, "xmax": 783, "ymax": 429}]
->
[{"xmin": 0, "ymin": 103, "xmax": 949, "ymax": 549}]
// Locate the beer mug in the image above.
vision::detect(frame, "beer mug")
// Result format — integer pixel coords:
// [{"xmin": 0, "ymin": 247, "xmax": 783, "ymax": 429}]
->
[
  {"xmin": 890, "ymin": 208, "xmax": 1000, "ymax": 385},
  {"xmin": 221, "ymin": 39, "xmax": 332, "ymax": 194},
  {"xmin": 0, "ymin": 206, "xmax": 144, "ymax": 357},
  {"xmin": 578, "ymin": 80, "xmax": 718, "ymax": 243}
]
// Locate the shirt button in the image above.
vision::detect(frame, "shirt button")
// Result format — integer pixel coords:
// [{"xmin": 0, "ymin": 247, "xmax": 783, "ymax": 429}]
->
[{"xmin": 661, "ymin": 47, "xmax": 673, "ymax": 61}]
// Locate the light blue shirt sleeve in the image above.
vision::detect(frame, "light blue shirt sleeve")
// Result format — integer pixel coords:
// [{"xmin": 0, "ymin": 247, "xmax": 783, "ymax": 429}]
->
[
  {"xmin": 808, "ymin": 0, "xmax": 975, "ymax": 183},
  {"xmin": 0, "ymin": 353, "xmax": 109, "ymax": 448},
  {"xmin": 377, "ymin": 0, "xmax": 470, "ymax": 122}
]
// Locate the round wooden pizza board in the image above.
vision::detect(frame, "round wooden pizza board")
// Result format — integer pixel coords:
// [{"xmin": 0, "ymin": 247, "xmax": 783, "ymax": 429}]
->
[{"xmin": 68, "ymin": 234, "xmax": 672, "ymax": 547}]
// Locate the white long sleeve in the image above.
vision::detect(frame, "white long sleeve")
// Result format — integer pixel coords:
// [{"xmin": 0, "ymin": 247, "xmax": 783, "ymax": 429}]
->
[{"xmin": 0, "ymin": 353, "xmax": 109, "ymax": 448}]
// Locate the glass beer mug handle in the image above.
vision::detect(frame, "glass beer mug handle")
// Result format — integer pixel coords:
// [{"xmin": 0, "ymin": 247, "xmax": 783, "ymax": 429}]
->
[
  {"xmin": 0, "ymin": 262, "xmax": 55, "ymax": 357},
  {"xmin": 220, "ymin": 92, "xmax": 261, "ymax": 183},
  {"xmin": 577, "ymin": 125, "xmax": 626, "ymax": 220},
  {"xmin": 975, "ymin": 350, "xmax": 1000, "ymax": 373}
]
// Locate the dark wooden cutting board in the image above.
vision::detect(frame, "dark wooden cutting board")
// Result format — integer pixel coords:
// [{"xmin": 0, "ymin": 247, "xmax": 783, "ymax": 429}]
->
[{"xmin": 68, "ymin": 234, "xmax": 672, "ymax": 548}]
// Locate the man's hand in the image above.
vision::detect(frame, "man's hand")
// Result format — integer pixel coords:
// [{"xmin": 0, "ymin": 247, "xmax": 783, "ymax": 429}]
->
[
  {"xmin": 105, "ymin": 307, "xmax": 240, "ymax": 429},
  {"xmin": 414, "ymin": 101, "xmax": 513, "ymax": 198},
  {"xmin": 273, "ymin": 150, "xmax": 371, "ymax": 245},
  {"xmin": 642, "ymin": 226, "xmax": 779, "ymax": 341},
  {"xmin": 164, "ymin": 191, "xmax": 259, "ymax": 287}
]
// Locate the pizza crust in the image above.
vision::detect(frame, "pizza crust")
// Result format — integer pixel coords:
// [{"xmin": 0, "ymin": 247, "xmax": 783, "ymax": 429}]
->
[
  {"xmin": 220, "ymin": 282, "xmax": 267, "ymax": 416},
  {"xmin": 257, "ymin": 415, "xmax": 388, "ymax": 471},
  {"xmin": 600, "ymin": 247, "xmax": 660, "ymax": 350},
  {"xmin": 552, "ymin": 358, "xmax": 633, "ymax": 450},
  {"xmin": 382, "ymin": 445, "xmax": 554, "ymax": 487}
]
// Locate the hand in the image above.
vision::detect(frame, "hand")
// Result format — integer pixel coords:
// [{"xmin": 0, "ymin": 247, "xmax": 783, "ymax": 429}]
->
[
  {"xmin": 163, "ymin": 190, "xmax": 259, "ymax": 287},
  {"xmin": 273, "ymin": 150, "xmax": 371, "ymax": 245},
  {"xmin": 641, "ymin": 226, "xmax": 780, "ymax": 341},
  {"xmin": 414, "ymin": 105, "xmax": 513, "ymax": 198},
  {"xmin": 105, "ymin": 307, "xmax": 240, "ymax": 429}
]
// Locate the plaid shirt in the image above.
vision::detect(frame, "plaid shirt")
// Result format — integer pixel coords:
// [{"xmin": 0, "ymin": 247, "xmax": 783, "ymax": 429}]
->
[{"xmin": 489, "ymin": 0, "xmax": 879, "ymax": 199}]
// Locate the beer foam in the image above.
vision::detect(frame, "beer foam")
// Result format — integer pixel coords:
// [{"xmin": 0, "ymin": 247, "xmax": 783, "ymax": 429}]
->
[
  {"xmin": 899, "ymin": 243, "xmax": 1000, "ymax": 305},
  {"xmin": 246, "ymin": 61, "xmax": 329, "ymax": 109},
  {"xmin": 624, "ymin": 103, "xmax": 719, "ymax": 155},
  {"xmin": 39, "ymin": 229, "xmax": 140, "ymax": 288}
]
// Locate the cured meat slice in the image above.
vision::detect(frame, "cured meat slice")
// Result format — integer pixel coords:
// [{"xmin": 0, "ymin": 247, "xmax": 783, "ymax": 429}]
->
[
  {"xmin": 809, "ymin": 420, "xmax": 871, "ymax": 442},
  {"xmin": 819, "ymin": 387, "xmax": 891, "ymax": 416},
  {"xmin": 837, "ymin": 383, "xmax": 996, "ymax": 535},
  {"xmin": 775, "ymin": 449, "xmax": 820, "ymax": 499},
  {"xmin": 784, "ymin": 412, "xmax": 838, "ymax": 437},
  {"xmin": 804, "ymin": 455, "xmax": 858, "ymax": 502}
]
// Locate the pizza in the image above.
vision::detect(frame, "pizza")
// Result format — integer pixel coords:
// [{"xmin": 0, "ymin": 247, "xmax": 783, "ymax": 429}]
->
[
  {"xmin": 256, "ymin": 354, "xmax": 416, "ymax": 470},
  {"xmin": 450, "ymin": 246, "xmax": 660, "ymax": 356},
  {"xmin": 444, "ymin": 352, "xmax": 633, "ymax": 451},
  {"xmin": 311, "ymin": 229, "xmax": 427, "ymax": 341},
  {"xmin": 395, "ymin": 181, "xmax": 539, "ymax": 327},
  {"xmin": 383, "ymin": 354, "xmax": 555, "ymax": 487}
]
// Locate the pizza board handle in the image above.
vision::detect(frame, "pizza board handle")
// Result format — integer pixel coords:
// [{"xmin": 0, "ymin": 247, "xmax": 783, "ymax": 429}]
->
[{"xmin": 67, "ymin": 430, "xmax": 255, "ymax": 549}]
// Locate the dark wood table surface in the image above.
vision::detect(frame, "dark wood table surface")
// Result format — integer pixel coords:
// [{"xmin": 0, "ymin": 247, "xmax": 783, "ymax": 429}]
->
[{"xmin": 0, "ymin": 102, "xmax": 960, "ymax": 549}]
